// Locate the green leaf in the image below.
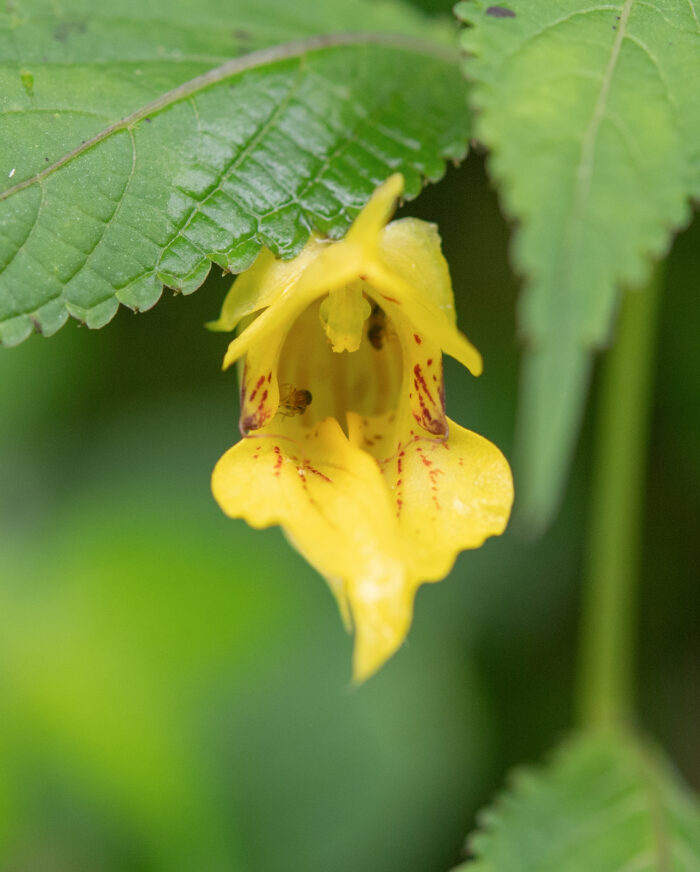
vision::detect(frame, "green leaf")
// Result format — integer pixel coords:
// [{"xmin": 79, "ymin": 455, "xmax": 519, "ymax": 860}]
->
[
  {"xmin": 459, "ymin": 732, "xmax": 700, "ymax": 871},
  {"xmin": 0, "ymin": 0, "xmax": 468, "ymax": 346},
  {"xmin": 456, "ymin": 0, "xmax": 700, "ymax": 530}
]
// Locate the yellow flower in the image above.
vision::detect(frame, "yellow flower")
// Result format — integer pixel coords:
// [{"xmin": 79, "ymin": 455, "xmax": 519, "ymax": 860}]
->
[{"xmin": 210, "ymin": 175, "xmax": 513, "ymax": 681}]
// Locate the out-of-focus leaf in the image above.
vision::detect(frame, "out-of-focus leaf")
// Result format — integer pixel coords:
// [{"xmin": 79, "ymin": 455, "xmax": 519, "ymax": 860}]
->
[
  {"xmin": 458, "ymin": 731, "xmax": 700, "ymax": 871},
  {"xmin": 0, "ymin": 0, "xmax": 468, "ymax": 345},
  {"xmin": 456, "ymin": 0, "xmax": 700, "ymax": 530}
]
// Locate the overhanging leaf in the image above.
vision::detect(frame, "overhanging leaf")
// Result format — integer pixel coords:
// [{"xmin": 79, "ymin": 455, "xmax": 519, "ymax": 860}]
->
[
  {"xmin": 456, "ymin": 0, "xmax": 700, "ymax": 530},
  {"xmin": 458, "ymin": 732, "xmax": 700, "ymax": 871},
  {"xmin": 0, "ymin": 0, "xmax": 468, "ymax": 345}
]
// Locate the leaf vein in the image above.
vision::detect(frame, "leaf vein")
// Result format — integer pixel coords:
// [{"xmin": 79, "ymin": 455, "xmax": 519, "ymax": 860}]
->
[
  {"xmin": 0, "ymin": 183, "xmax": 45, "ymax": 312},
  {"xmin": 158, "ymin": 63, "xmax": 305, "ymax": 267}
]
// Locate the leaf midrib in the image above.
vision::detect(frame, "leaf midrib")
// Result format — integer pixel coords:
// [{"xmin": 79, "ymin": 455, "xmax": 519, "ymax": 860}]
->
[
  {"xmin": 557, "ymin": 0, "xmax": 633, "ymax": 322},
  {"xmin": 0, "ymin": 31, "xmax": 457, "ymax": 204}
]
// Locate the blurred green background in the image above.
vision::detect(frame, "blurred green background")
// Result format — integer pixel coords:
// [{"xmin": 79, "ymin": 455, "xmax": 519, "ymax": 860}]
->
[{"xmin": 1, "ymin": 155, "xmax": 698, "ymax": 872}]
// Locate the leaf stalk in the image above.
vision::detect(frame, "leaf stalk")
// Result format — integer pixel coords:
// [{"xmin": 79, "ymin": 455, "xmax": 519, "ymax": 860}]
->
[{"xmin": 576, "ymin": 269, "xmax": 663, "ymax": 729}]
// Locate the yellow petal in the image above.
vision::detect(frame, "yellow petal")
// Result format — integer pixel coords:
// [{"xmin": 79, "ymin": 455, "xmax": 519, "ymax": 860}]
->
[
  {"xmin": 395, "ymin": 418, "xmax": 513, "ymax": 581},
  {"xmin": 376, "ymin": 218, "xmax": 483, "ymax": 376},
  {"xmin": 391, "ymin": 307, "xmax": 449, "ymax": 438},
  {"xmin": 211, "ymin": 417, "xmax": 416, "ymax": 682},
  {"xmin": 239, "ymin": 357, "xmax": 279, "ymax": 433},
  {"xmin": 295, "ymin": 175, "xmax": 404, "ymax": 300},
  {"xmin": 344, "ymin": 173, "xmax": 404, "ymax": 249},
  {"xmin": 207, "ymin": 238, "xmax": 325, "ymax": 334},
  {"xmin": 221, "ymin": 278, "xmax": 318, "ymax": 371}
]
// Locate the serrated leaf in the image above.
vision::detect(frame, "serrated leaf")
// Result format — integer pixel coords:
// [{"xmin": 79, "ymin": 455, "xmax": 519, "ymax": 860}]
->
[
  {"xmin": 456, "ymin": 0, "xmax": 700, "ymax": 530},
  {"xmin": 458, "ymin": 732, "xmax": 700, "ymax": 872},
  {"xmin": 0, "ymin": 0, "xmax": 468, "ymax": 345}
]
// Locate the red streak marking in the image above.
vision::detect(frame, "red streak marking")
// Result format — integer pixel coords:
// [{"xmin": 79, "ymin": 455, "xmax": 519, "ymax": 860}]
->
[
  {"xmin": 261, "ymin": 389, "xmax": 268, "ymax": 402},
  {"xmin": 267, "ymin": 372, "xmax": 272, "ymax": 382},
  {"xmin": 427, "ymin": 358, "xmax": 433, "ymax": 366},
  {"xmin": 429, "ymin": 467, "xmax": 442, "ymax": 510},
  {"xmin": 415, "ymin": 388, "xmax": 437, "ymax": 431},
  {"xmin": 304, "ymin": 463, "xmax": 331, "ymax": 483},
  {"xmin": 359, "ymin": 274, "xmax": 367, "ymax": 281},
  {"xmin": 296, "ymin": 468, "xmax": 310, "ymax": 496},
  {"xmin": 240, "ymin": 362, "xmax": 249, "ymax": 407},
  {"xmin": 249, "ymin": 375, "xmax": 265, "ymax": 402},
  {"xmin": 381, "ymin": 295, "xmax": 399, "ymax": 304},
  {"xmin": 273, "ymin": 445, "xmax": 282, "ymax": 476},
  {"xmin": 395, "ymin": 445, "xmax": 405, "ymax": 516},
  {"xmin": 458, "ymin": 457, "xmax": 464, "ymax": 466},
  {"xmin": 413, "ymin": 333, "xmax": 422, "ymax": 344},
  {"xmin": 413, "ymin": 364, "xmax": 435, "ymax": 406},
  {"xmin": 420, "ymin": 455, "xmax": 432, "ymax": 468}
]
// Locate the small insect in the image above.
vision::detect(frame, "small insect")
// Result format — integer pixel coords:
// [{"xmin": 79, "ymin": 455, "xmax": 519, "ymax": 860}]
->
[
  {"xmin": 367, "ymin": 303, "xmax": 388, "ymax": 350},
  {"xmin": 278, "ymin": 384, "xmax": 312, "ymax": 416}
]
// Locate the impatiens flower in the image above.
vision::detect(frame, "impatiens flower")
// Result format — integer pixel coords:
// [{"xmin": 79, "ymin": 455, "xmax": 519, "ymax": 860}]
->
[{"xmin": 209, "ymin": 175, "xmax": 513, "ymax": 681}]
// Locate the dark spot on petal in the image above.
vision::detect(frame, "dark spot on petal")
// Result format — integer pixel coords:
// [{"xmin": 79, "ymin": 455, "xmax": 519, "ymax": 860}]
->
[{"xmin": 424, "ymin": 418, "xmax": 448, "ymax": 437}]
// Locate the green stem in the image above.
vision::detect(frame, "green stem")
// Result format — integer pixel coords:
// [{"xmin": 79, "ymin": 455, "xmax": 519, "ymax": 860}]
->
[{"xmin": 577, "ymin": 270, "xmax": 663, "ymax": 730}]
